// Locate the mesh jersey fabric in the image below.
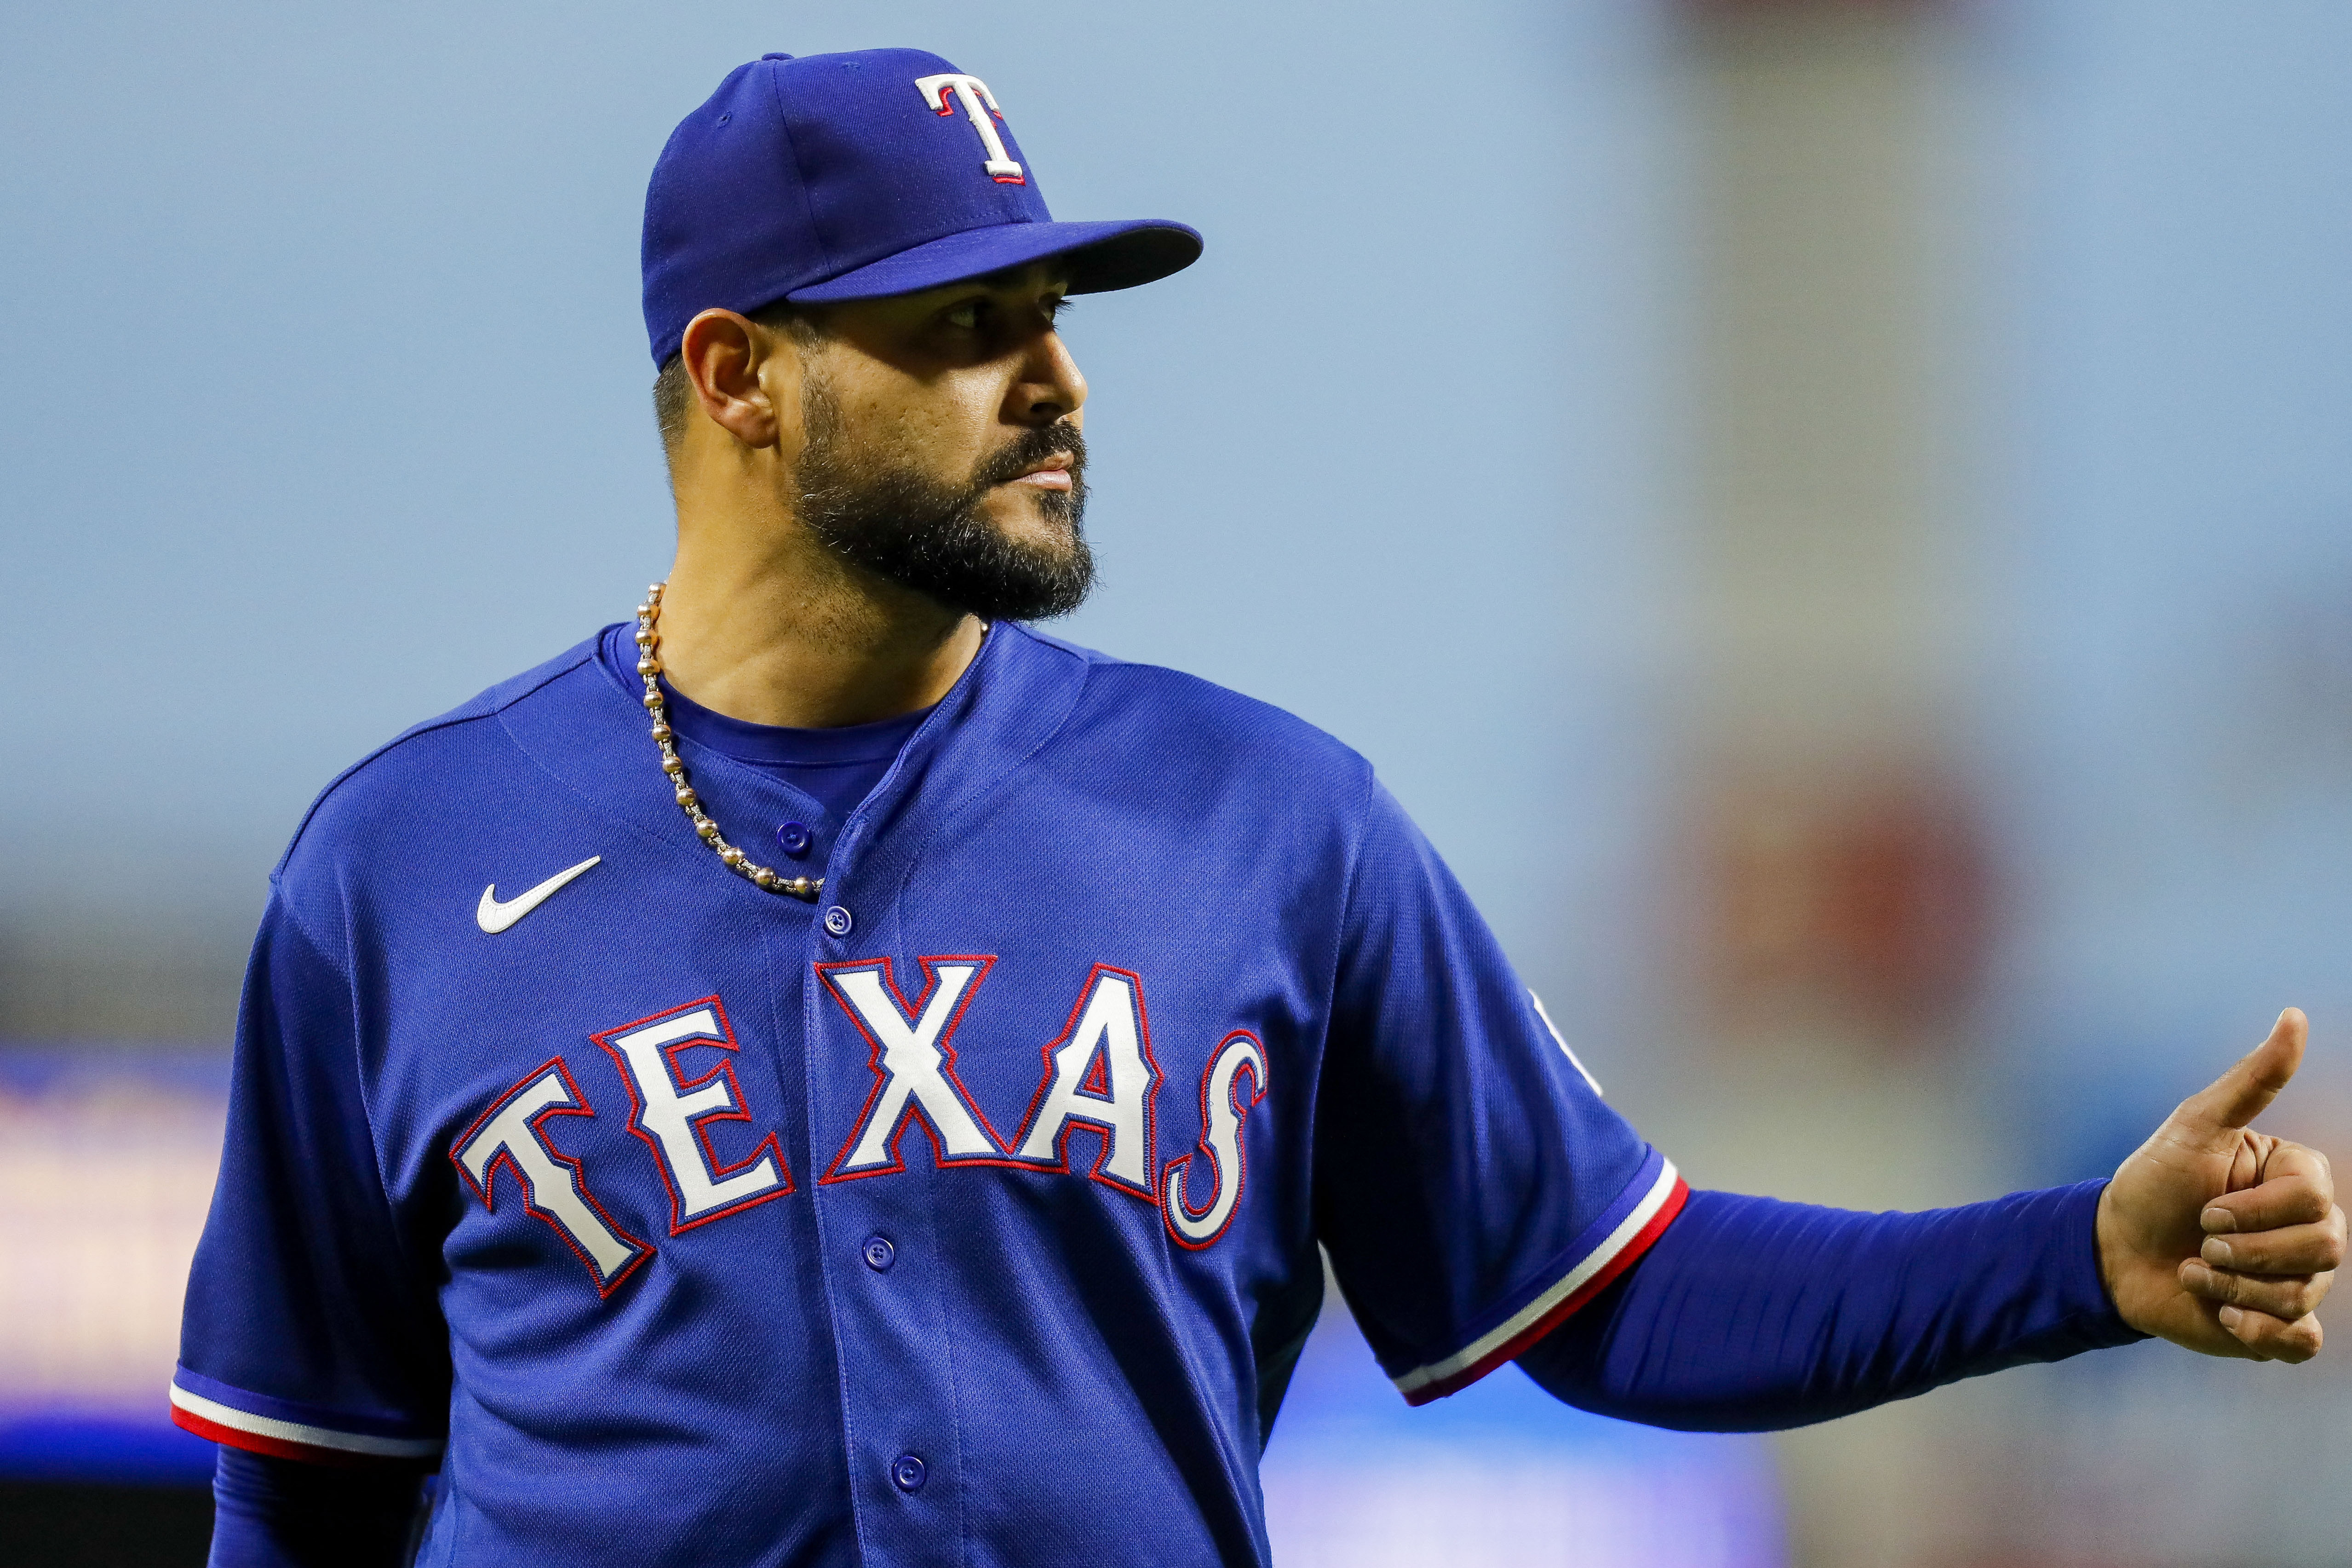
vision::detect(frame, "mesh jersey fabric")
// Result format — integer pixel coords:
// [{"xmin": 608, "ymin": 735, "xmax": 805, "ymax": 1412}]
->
[
  {"xmin": 176, "ymin": 622, "xmax": 1675, "ymax": 1568},
  {"xmin": 198, "ymin": 1177, "xmax": 2144, "ymax": 1565},
  {"xmin": 594, "ymin": 621, "xmax": 932, "ymax": 827}
]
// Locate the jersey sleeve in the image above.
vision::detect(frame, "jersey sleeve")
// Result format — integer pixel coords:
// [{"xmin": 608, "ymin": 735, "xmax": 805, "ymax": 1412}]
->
[
  {"xmin": 172, "ymin": 888, "xmax": 450, "ymax": 1466},
  {"xmin": 1514, "ymin": 1182, "xmax": 2145, "ymax": 1430},
  {"xmin": 1314, "ymin": 781, "xmax": 1687, "ymax": 1405}
]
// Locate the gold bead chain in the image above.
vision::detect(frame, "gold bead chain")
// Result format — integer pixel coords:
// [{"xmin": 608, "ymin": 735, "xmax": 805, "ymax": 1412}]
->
[{"xmin": 634, "ymin": 583, "xmax": 824, "ymax": 902}]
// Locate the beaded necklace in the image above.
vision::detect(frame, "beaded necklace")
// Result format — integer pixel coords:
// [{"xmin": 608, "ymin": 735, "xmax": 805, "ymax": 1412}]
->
[{"xmin": 632, "ymin": 583, "xmax": 824, "ymax": 901}]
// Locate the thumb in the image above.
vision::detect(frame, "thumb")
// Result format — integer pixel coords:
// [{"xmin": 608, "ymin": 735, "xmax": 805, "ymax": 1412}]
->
[{"xmin": 2178, "ymin": 1008, "xmax": 2307, "ymax": 1134}]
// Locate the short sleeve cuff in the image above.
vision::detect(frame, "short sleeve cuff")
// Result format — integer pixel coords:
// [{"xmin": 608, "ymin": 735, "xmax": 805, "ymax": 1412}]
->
[
  {"xmin": 170, "ymin": 1367, "xmax": 442, "ymax": 1467},
  {"xmin": 1391, "ymin": 1149, "xmax": 1690, "ymax": 1405}
]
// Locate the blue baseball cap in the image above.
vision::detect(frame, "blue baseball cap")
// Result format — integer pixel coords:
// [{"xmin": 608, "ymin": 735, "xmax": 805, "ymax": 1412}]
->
[{"xmin": 642, "ymin": 49, "xmax": 1203, "ymax": 367}]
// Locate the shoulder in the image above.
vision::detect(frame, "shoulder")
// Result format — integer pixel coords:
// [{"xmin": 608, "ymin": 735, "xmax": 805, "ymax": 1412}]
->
[
  {"xmin": 1012, "ymin": 623, "xmax": 1373, "ymax": 792},
  {"xmin": 271, "ymin": 632, "xmax": 608, "ymax": 891}
]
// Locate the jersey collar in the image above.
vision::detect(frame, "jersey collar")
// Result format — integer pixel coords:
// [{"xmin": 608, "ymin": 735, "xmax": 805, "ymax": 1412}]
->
[{"xmin": 492, "ymin": 620, "xmax": 1094, "ymax": 905}]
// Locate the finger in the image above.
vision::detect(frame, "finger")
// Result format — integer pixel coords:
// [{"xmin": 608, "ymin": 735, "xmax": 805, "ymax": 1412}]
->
[
  {"xmin": 2201, "ymin": 1211, "xmax": 2348, "ymax": 1275},
  {"xmin": 2178, "ymin": 1009, "xmax": 2306, "ymax": 1134},
  {"xmin": 2267, "ymin": 1140, "xmax": 2335, "ymax": 1205},
  {"xmin": 2217, "ymin": 1303, "xmax": 2323, "ymax": 1363},
  {"xmin": 2205, "ymin": 1159, "xmax": 2336, "ymax": 1234},
  {"xmin": 2178, "ymin": 1260, "xmax": 2330, "ymax": 1320}
]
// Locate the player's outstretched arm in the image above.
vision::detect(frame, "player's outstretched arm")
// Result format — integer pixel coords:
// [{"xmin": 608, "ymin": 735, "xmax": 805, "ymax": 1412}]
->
[
  {"xmin": 1517, "ymin": 1011, "xmax": 2340, "ymax": 1431},
  {"xmin": 2097, "ymin": 1008, "xmax": 2343, "ymax": 1361}
]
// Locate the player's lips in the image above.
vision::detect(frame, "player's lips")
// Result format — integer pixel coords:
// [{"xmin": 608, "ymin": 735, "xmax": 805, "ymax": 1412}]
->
[{"xmin": 1003, "ymin": 455, "xmax": 1075, "ymax": 492}]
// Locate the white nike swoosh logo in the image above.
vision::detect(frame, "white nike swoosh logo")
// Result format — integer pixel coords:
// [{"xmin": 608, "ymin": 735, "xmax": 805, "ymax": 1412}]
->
[{"xmin": 476, "ymin": 856, "xmax": 602, "ymax": 934}]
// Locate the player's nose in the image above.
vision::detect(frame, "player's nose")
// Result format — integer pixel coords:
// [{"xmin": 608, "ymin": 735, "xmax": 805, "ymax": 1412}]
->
[{"xmin": 1008, "ymin": 328, "xmax": 1086, "ymax": 428}]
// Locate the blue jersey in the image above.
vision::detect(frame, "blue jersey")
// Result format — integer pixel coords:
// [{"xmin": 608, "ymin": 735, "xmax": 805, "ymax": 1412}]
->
[{"xmin": 175, "ymin": 621, "xmax": 1684, "ymax": 1568}]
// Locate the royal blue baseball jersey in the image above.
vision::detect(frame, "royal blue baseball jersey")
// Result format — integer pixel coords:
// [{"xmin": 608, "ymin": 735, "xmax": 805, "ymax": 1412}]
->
[{"xmin": 175, "ymin": 620, "xmax": 1686, "ymax": 1568}]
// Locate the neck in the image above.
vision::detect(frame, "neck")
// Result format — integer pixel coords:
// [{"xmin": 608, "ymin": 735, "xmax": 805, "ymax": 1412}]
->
[{"xmin": 654, "ymin": 515, "xmax": 983, "ymax": 731}]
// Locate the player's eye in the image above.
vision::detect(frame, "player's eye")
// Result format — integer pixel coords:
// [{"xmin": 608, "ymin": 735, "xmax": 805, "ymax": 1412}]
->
[{"xmin": 944, "ymin": 300, "xmax": 986, "ymax": 332}]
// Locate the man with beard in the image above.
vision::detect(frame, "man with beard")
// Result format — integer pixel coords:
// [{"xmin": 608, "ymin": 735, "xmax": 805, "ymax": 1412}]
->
[{"xmin": 176, "ymin": 47, "xmax": 2342, "ymax": 1568}]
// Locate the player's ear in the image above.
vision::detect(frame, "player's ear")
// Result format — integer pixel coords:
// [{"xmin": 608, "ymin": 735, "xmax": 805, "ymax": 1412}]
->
[{"xmin": 677, "ymin": 308, "xmax": 797, "ymax": 452}]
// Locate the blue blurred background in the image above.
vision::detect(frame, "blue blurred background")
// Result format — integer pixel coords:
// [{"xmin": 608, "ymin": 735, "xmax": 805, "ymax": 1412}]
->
[{"xmin": 4, "ymin": 1, "xmax": 2349, "ymax": 1562}]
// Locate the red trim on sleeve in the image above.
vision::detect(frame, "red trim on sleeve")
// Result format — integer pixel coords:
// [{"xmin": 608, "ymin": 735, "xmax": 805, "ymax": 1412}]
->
[
  {"xmin": 1401, "ymin": 1173, "xmax": 1690, "ymax": 1407},
  {"xmin": 169, "ymin": 1405, "xmax": 422, "ymax": 1470}
]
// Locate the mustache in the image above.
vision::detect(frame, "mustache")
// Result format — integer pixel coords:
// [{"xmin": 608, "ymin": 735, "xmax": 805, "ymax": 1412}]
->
[{"xmin": 972, "ymin": 421, "xmax": 1086, "ymax": 491}]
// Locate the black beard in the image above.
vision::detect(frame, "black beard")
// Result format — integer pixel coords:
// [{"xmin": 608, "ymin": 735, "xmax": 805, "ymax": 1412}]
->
[{"xmin": 794, "ymin": 379, "xmax": 1094, "ymax": 622}]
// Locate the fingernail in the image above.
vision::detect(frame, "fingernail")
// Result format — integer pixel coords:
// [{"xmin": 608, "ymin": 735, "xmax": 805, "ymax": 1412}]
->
[
  {"xmin": 2180, "ymin": 1261, "xmax": 2210, "ymax": 1289},
  {"xmin": 2219, "ymin": 1305, "xmax": 2244, "ymax": 1329},
  {"xmin": 2202, "ymin": 1206, "xmax": 2238, "ymax": 1234},
  {"xmin": 2203, "ymin": 1238, "xmax": 2235, "ymax": 1267}
]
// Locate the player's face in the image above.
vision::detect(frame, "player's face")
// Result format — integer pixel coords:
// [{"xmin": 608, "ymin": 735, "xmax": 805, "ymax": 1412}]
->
[{"xmin": 789, "ymin": 265, "xmax": 1093, "ymax": 621}]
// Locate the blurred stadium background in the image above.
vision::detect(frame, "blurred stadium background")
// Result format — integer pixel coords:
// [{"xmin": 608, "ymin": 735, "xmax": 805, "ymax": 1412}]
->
[{"xmin": 6, "ymin": 0, "xmax": 2351, "ymax": 1562}]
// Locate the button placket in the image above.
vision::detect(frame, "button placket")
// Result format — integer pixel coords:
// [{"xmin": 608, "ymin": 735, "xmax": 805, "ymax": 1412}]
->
[{"xmin": 806, "ymin": 860, "xmax": 962, "ymax": 1558}]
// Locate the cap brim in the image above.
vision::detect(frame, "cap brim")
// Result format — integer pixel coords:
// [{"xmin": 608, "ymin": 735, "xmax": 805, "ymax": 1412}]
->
[{"xmin": 785, "ymin": 218, "xmax": 1202, "ymax": 304}]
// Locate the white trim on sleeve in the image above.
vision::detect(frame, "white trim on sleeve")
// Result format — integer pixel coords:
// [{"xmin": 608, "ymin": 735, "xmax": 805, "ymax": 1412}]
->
[
  {"xmin": 168, "ymin": 1382, "xmax": 444, "ymax": 1460},
  {"xmin": 1391, "ymin": 1156, "xmax": 1682, "ymax": 1401}
]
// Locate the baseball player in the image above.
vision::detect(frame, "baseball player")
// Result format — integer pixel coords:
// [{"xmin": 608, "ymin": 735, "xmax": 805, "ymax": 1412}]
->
[{"xmin": 177, "ymin": 49, "xmax": 2341, "ymax": 1568}]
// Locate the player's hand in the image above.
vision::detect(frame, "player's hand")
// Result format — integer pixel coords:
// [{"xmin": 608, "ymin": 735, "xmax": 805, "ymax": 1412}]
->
[{"xmin": 2095, "ymin": 1008, "xmax": 2343, "ymax": 1361}]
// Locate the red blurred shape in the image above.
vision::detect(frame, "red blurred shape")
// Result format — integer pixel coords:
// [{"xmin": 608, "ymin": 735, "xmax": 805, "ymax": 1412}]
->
[{"xmin": 1698, "ymin": 764, "xmax": 1994, "ymax": 1041}]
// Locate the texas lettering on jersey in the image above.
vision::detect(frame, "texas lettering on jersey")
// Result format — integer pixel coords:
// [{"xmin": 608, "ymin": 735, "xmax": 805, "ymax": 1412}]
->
[
  {"xmin": 451, "ymin": 959, "xmax": 1269, "ymax": 1290},
  {"xmin": 177, "ymin": 623, "xmax": 1675, "ymax": 1568}
]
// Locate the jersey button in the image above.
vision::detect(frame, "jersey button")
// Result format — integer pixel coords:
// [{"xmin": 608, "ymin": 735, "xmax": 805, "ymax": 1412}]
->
[
  {"xmin": 861, "ymin": 1235, "xmax": 895, "ymax": 1272},
  {"xmin": 890, "ymin": 1453, "xmax": 926, "ymax": 1493},
  {"xmin": 823, "ymin": 905, "xmax": 853, "ymax": 937},
  {"xmin": 776, "ymin": 820, "xmax": 813, "ymax": 859}
]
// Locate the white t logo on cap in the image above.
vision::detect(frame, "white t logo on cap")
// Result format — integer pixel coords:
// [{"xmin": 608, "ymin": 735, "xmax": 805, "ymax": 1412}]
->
[{"xmin": 915, "ymin": 73, "xmax": 1026, "ymax": 185}]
